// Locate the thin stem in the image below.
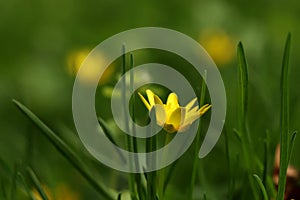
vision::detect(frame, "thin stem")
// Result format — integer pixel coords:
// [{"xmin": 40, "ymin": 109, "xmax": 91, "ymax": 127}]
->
[
  {"xmin": 157, "ymin": 133, "xmax": 173, "ymax": 197},
  {"xmin": 146, "ymin": 110, "xmax": 157, "ymax": 200},
  {"xmin": 253, "ymin": 174, "xmax": 269, "ymax": 200},
  {"xmin": 237, "ymin": 42, "xmax": 258, "ymax": 199},
  {"xmin": 277, "ymin": 33, "xmax": 292, "ymax": 200},
  {"xmin": 122, "ymin": 45, "xmax": 137, "ymax": 200},
  {"xmin": 129, "ymin": 53, "xmax": 144, "ymax": 200},
  {"xmin": 188, "ymin": 70, "xmax": 207, "ymax": 200}
]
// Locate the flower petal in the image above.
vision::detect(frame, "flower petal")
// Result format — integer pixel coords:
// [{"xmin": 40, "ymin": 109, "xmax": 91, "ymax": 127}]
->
[
  {"xmin": 166, "ymin": 93, "xmax": 179, "ymax": 110},
  {"xmin": 166, "ymin": 107, "xmax": 186, "ymax": 131},
  {"xmin": 138, "ymin": 92, "xmax": 151, "ymax": 110},
  {"xmin": 146, "ymin": 89, "xmax": 155, "ymax": 107},
  {"xmin": 154, "ymin": 94, "xmax": 163, "ymax": 105},
  {"xmin": 152, "ymin": 104, "xmax": 166, "ymax": 126},
  {"xmin": 199, "ymin": 104, "xmax": 212, "ymax": 116},
  {"xmin": 184, "ymin": 112, "xmax": 200, "ymax": 126},
  {"xmin": 185, "ymin": 97, "xmax": 197, "ymax": 111}
]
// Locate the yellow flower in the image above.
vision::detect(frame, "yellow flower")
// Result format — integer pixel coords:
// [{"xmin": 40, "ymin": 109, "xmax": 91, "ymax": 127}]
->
[
  {"xmin": 199, "ymin": 30, "xmax": 235, "ymax": 65},
  {"xmin": 32, "ymin": 184, "xmax": 80, "ymax": 200},
  {"xmin": 138, "ymin": 89, "xmax": 211, "ymax": 133},
  {"xmin": 67, "ymin": 48, "xmax": 114, "ymax": 85}
]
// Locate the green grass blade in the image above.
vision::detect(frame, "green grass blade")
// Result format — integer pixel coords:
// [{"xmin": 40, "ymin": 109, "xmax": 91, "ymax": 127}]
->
[
  {"xmin": 129, "ymin": 52, "xmax": 144, "ymax": 200},
  {"xmin": 237, "ymin": 42, "xmax": 249, "ymax": 138},
  {"xmin": 0, "ymin": 157, "xmax": 12, "ymax": 179},
  {"xmin": 262, "ymin": 130, "xmax": 270, "ymax": 186},
  {"xmin": 98, "ymin": 117, "xmax": 127, "ymax": 163},
  {"xmin": 146, "ymin": 109, "xmax": 157, "ymax": 200},
  {"xmin": 188, "ymin": 69, "xmax": 207, "ymax": 200},
  {"xmin": 224, "ymin": 127, "xmax": 234, "ymax": 199},
  {"xmin": 117, "ymin": 193, "xmax": 122, "ymax": 200},
  {"xmin": 26, "ymin": 167, "xmax": 49, "ymax": 200},
  {"xmin": 12, "ymin": 100, "xmax": 117, "ymax": 200},
  {"xmin": 253, "ymin": 174, "xmax": 268, "ymax": 200},
  {"xmin": 26, "ymin": 167, "xmax": 48, "ymax": 200},
  {"xmin": 288, "ymin": 131, "xmax": 297, "ymax": 165},
  {"xmin": 233, "ymin": 128, "xmax": 242, "ymax": 144},
  {"xmin": 163, "ymin": 160, "xmax": 177, "ymax": 193},
  {"xmin": 1, "ymin": 182, "xmax": 8, "ymax": 200},
  {"xmin": 277, "ymin": 33, "xmax": 292, "ymax": 200},
  {"xmin": 237, "ymin": 42, "xmax": 259, "ymax": 199},
  {"xmin": 10, "ymin": 166, "xmax": 18, "ymax": 200},
  {"xmin": 122, "ymin": 45, "xmax": 138, "ymax": 200},
  {"xmin": 17, "ymin": 172, "xmax": 37, "ymax": 200}
]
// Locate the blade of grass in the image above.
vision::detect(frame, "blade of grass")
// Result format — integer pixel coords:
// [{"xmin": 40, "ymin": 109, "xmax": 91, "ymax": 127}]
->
[
  {"xmin": 17, "ymin": 172, "xmax": 37, "ymax": 200},
  {"xmin": 287, "ymin": 131, "xmax": 297, "ymax": 164},
  {"xmin": 117, "ymin": 193, "xmax": 122, "ymax": 200},
  {"xmin": 262, "ymin": 130, "xmax": 270, "ymax": 186},
  {"xmin": 163, "ymin": 159, "xmax": 177, "ymax": 193},
  {"xmin": 0, "ymin": 157, "xmax": 12, "ymax": 179},
  {"xmin": 188, "ymin": 70, "xmax": 207, "ymax": 200},
  {"xmin": 26, "ymin": 167, "xmax": 48, "ymax": 200},
  {"xmin": 203, "ymin": 193, "xmax": 207, "ymax": 200},
  {"xmin": 129, "ymin": 52, "xmax": 145, "ymax": 200},
  {"xmin": 253, "ymin": 174, "xmax": 268, "ymax": 200},
  {"xmin": 98, "ymin": 117, "xmax": 127, "ymax": 163},
  {"xmin": 157, "ymin": 133, "xmax": 173, "ymax": 197},
  {"xmin": 224, "ymin": 127, "xmax": 234, "ymax": 199},
  {"xmin": 277, "ymin": 33, "xmax": 292, "ymax": 200},
  {"xmin": 122, "ymin": 45, "xmax": 137, "ymax": 200},
  {"xmin": 146, "ymin": 109, "xmax": 157, "ymax": 200},
  {"xmin": 10, "ymin": 165, "xmax": 18, "ymax": 200},
  {"xmin": 12, "ymin": 100, "xmax": 117, "ymax": 200},
  {"xmin": 1, "ymin": 182, "xmax": 8, "ymax": 200},
  {"xmin": 237, "ymin": 42, "xmax": 258, "ymax": 199},
  {"xmin": 237, "ymin": 42, "xmax": 249, "ymax": 142}
]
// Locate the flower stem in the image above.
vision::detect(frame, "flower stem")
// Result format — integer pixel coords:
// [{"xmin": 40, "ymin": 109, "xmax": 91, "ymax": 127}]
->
[
  {"xmin": 146, "ymin": 111, "xmax": 157, "ymax": 200},
  {"xmin": 157, "ymin": 133, "xmax": 173, "ymax": 198}
]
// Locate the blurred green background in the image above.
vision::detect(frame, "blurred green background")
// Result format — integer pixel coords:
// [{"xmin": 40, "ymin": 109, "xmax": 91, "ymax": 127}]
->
[{"xmin": 1, "ymin": 0, "xmax": 300, "ymax": 199}]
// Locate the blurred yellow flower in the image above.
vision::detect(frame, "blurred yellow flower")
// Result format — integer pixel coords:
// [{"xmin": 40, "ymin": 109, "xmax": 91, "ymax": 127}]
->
[
  {"xmin": 138, "ymin": 89, "xmax": 211, "ymax": 133},
  {"xmin": 200, "ymin": 30, "xmax": 235, "ymax": 65},
  {"xmin": 55, "ymin": 184, "xmax": 80, "ymax": 200},
  {"xmin": 67, "ymin": 48, "xmax": 115, "ymax": 85},
  {"xmin": 33, "ymin": 184, "xmax": 80, "ymax": 200},
  {"xmin": 32, "ymin": 185, "xmax": 53, "ymax": 200}
]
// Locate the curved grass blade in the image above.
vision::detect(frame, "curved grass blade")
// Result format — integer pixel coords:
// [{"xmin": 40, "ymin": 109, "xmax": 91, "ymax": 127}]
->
[
  {"xmin": 253, "ymin": 174, "xmax": 268, "ymax": 200},
  {"xmin": 98, "ymin": 117, "xmax": 127, "ymax": 163},
  {"xmin": 26, "ymin": 168, "xmax": 48, "ymax": 200},
  {"xmin": 277, "ymin": 33, "xmax": 292, "ymax": 200},
  {"xmin": 12, "ymin": 100, "xmax": 117, "ymax": 200}
]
